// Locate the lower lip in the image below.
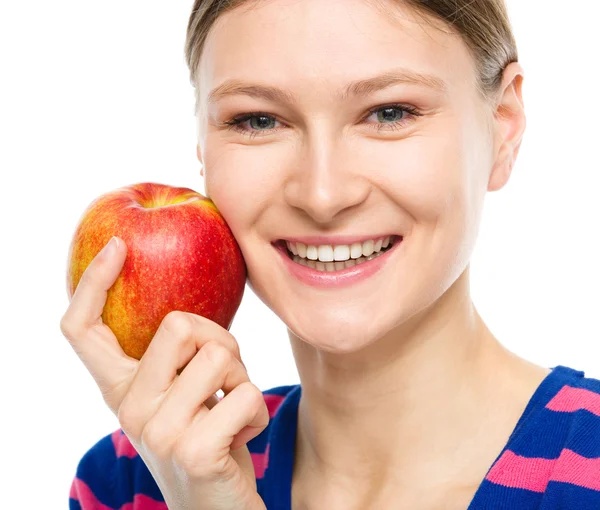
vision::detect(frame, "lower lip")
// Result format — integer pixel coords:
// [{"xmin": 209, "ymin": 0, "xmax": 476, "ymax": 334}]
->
[{"xmin": 273, "ymin": 238, "xmax": 402, "ymax": 288}]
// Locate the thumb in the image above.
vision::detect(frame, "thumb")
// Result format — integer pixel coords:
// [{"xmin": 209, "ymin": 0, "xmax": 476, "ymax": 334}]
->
[
  {"xmin": 66, "ymin": 236, "xmax": 128, "ymax": 329},
  {"xmin": 62, "ymin": 236, "xmax": 138, "ymax": 414}
]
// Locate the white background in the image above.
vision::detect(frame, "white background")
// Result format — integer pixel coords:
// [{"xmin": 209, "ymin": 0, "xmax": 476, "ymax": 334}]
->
[{"xmin": 1, "ymin": 0, "xmax": 599, "ymax": 507}]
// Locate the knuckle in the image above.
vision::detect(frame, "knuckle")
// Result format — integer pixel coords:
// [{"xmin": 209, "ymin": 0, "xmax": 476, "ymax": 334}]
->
[
  {"xmin": 117, "ymin": 398, "xmax": 142, "ymax": 439},
  {"xmin": 201, "ymin": 341, "xmax": 232, "ymax": 369},
  {"xmin": 116, "ymin": 405, "xmax": 133, "ymax": 433},
  {"xmin": 161, "ymin": 311, "xmax": 192, "ymax": 339},
  {"xmin": 59, "ymin": 312, "xmax": 86, "ymax": 343},
  {"xmin": 224, "ymin": 331, "xmax": 243, "ymax": 361},
  {"xmin": 191, "ymin": 315, "xmax": 241, "ymax": 360},
  {"xmin": 59, "ymin": 314, "xmax": 77, "ymax": 340},
  {"xmin": 238, "ymin": 382, "xmax": 269, "ymax": 426},
  {"xmin": 242, "ymin": 382, "xmax": 264, "ymax": 407}
]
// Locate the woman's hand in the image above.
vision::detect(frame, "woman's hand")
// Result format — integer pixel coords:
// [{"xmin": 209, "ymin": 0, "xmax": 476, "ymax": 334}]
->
[{"xmin": 60, "ymin": 237, "xmax": 269, "ymax": 510}]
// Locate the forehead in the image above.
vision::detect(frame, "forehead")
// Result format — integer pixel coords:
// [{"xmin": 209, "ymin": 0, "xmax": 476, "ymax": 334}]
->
[{"xmin": 198, "ymin": 0, "xmax": 475, "ymax": 105}]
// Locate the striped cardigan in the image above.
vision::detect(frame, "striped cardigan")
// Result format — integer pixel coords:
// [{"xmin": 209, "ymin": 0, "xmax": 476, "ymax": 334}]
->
[{"xmin": 70, "ymin": 365, "xmax": 600, "ymax": 509}]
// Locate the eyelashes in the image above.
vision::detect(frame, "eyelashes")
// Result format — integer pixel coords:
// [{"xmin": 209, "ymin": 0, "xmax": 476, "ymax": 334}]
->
[{"xmin": 221, "ymin": 103, "xmax": 423, "ymax": 139}]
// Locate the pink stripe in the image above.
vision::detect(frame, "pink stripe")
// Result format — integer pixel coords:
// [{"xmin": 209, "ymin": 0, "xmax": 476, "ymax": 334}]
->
[
  {"xmin": 243, "ymin": 392, "xmax": 281, "ymax": 479},
  {"xmin": 487, "ymin": 449, "xmax": 600, "ymax": 493},
  {"xmin": 550, "ymin": 449, "xmax": 600, "ymax": 491},
  {"xmin": 70, "ymin": 478, "xmax": 113, "ymax": 510},
  {"xmin": 546, "ymin": 385, "xmax": 600, "ymax": 417},
  {"xmin": 111, "ymin": 427, "xmax": 273, "ymax": 479},
  {"xmin": 264, "ymin": 394, "xmax": 285, "ymax": 418},
  {"xmin": 119, "ymin": 494, "xmax": 168, "ymax": 510},
  {"xmin": 71, "ymin": 476, "xmax": 168, "ymax": 509},
  {"xmin": 109, "ymin": 394, "xmax": 284, "ymax": 478},
  {"xmin": 486, "ymin": 450, "xmax": 555, "ymax": 492},
  {"xmin": 252, "ymin": 443, "xmax": 270, "ymax": 479},
  {"xmin": 112, "ymin": 430, "xmax": 139, "ymax": 459},
  {"xmin": 251, "ymin": 452, "xmax": 267, "ymax": 479}
]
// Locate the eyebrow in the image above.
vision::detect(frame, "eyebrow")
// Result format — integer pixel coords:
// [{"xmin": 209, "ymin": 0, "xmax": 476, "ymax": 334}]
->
[{"xmin": 207, "ymin": 67, "xmax": 447, "ymax": 105}]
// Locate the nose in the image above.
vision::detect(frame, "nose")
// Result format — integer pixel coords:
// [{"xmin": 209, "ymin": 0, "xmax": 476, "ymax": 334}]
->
[{"xmin": 283, "ymin": 137, "xmax": 371, "ymax": 224}]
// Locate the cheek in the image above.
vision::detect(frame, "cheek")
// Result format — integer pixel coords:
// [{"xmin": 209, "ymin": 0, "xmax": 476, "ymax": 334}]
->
[
  {"xmin": 368, "ymin": 131, "xmax": 469, "ymax": 224},
  {"xmin": 203, "ymin": 141, "xmax": 284, "ymax": 235}
]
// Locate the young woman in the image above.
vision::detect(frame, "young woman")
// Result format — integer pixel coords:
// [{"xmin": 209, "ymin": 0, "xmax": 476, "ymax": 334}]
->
[{"xmin": 62, "ymin": 0, "xmax": 600, "ymax": 508}]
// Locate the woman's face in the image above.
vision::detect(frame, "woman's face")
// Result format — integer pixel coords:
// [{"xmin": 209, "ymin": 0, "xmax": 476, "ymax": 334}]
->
[{"xmin": 196, "ymin": 0, "xmax": 500, "ymax": 353}]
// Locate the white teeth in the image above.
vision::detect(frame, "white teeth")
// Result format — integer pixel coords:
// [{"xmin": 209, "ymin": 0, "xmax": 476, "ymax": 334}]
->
[
  {"xmin": 287, "ymin": 236, "xmax": 397, "ymax": 263},
  {"xmin": 350, "ymin": 243, "xmax": 362, "ymax": 259},
  {"xmin": 317, "ymin": 245, "xmax": 334, "ymax": 262},
  {"xmin": 333, "ymin": 245, "xmax": 351, "ymax": 261},
  {"xmin": 306, "ymin": 245, "xmax": 318, "ymax": 260},
  {"xmin": 291, "ymin": 247, "xmax": 389, "ymax": 272}
]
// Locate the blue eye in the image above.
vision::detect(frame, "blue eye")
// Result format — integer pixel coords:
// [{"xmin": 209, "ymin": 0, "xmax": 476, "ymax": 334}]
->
[{"xmin": 222, "ymin": 103, "xmax": 422, "ymax": 139}]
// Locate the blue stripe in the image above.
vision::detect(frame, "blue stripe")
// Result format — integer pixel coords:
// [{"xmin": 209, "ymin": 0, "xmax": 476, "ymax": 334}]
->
[
  {"xmin": 509, "ymin": 408, "xmax": 600, "ymax": 458},
  {"xmin": 469, "ymin": 479, "xmax": 543, "ymax": 508},
  {"xmin": 69, "ymin": 498, "xmax": 83, "ymax": 510},
  {"xmin": 541, "ymin": 481, "xmax": 600, "ymax": 509},
  {"xmin": 71, "ymin": 369, "xmax": 600, "ymax": 509}
]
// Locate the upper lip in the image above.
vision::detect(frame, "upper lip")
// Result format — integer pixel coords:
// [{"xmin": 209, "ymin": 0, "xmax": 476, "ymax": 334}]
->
[{"xmin": 276, "ymin": 234, "xmax": 401, "ymax": 246}]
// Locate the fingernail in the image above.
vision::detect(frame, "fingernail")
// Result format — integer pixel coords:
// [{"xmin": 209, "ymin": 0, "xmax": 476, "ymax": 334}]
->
[{"xmin": 100, "ymin": 236, "xmax": 119, "ymax": 259}]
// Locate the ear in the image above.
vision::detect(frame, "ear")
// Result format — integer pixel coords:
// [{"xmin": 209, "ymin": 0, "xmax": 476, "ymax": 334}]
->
[
  {"xmin": 488, "ymin": 62, "xmax": 526, "ymax": 192},
  {"xmin": 196, "ymin": 145, "xmax": 204, "ymax": 177}
]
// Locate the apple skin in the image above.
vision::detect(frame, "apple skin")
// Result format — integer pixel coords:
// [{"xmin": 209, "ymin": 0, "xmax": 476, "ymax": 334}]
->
[{"xmin": 66, "ymin": 182, "xmax": 247, "ymax": 360}]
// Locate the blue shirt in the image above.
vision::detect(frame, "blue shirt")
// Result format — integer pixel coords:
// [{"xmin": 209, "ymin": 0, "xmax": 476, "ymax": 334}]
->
[{"xmin": 70, "ymin": 365, "xmax": 600, "ymax": 509}]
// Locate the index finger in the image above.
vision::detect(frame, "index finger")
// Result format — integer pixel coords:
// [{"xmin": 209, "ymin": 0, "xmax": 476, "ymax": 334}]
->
[{"xmin": 132, "ymin": 311, "xmax": 245, "ymax": 400}]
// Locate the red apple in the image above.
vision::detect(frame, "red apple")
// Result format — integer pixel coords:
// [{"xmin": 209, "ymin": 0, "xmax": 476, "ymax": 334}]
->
[{"xmin": 66, "ymin": 182, "xmax": 246, "ymax": 360}]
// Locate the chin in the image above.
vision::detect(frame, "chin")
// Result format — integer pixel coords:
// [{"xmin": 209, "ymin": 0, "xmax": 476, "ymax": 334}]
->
[{"xmin": 285, "ymin": 308, "xmax": 393, "ymax": 354}]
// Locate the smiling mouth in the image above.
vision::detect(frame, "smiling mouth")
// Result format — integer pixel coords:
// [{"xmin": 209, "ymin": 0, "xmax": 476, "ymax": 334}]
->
[{"xmin": 275, "ymin": 235, "xmax": 401, "ymax": 272}]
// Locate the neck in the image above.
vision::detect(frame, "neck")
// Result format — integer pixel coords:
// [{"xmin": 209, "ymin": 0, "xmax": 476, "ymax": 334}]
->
[{"xmin": 288, "ymin": 268, "xmax": 548, "ymax": 497}]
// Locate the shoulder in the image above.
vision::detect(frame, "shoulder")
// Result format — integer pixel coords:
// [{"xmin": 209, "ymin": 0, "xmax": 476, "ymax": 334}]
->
[
  {"xmin": 69, "ymin": 384, "xmax": 299, "ymax": 509},
  {"xmin": 544, "ymin": 367, "xmax": 600, "ymax": 451},
  {"xmin": 516, "ymin": 366, "xmax": 600, "ymax": 456},
  {"xmin": 459, "ymin": 367, "xmax": 600, "ymax": 507},
  {"xmin": 497, "ymin": 367, "xmax": 600, "ymax": 500},
  {"xmin": 545, "ymin": 366, "xmax": 600, "ymax": 426},
  {"xmin": 537, "ymin": 368, "xmax": 600, "ymax": 502}
]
